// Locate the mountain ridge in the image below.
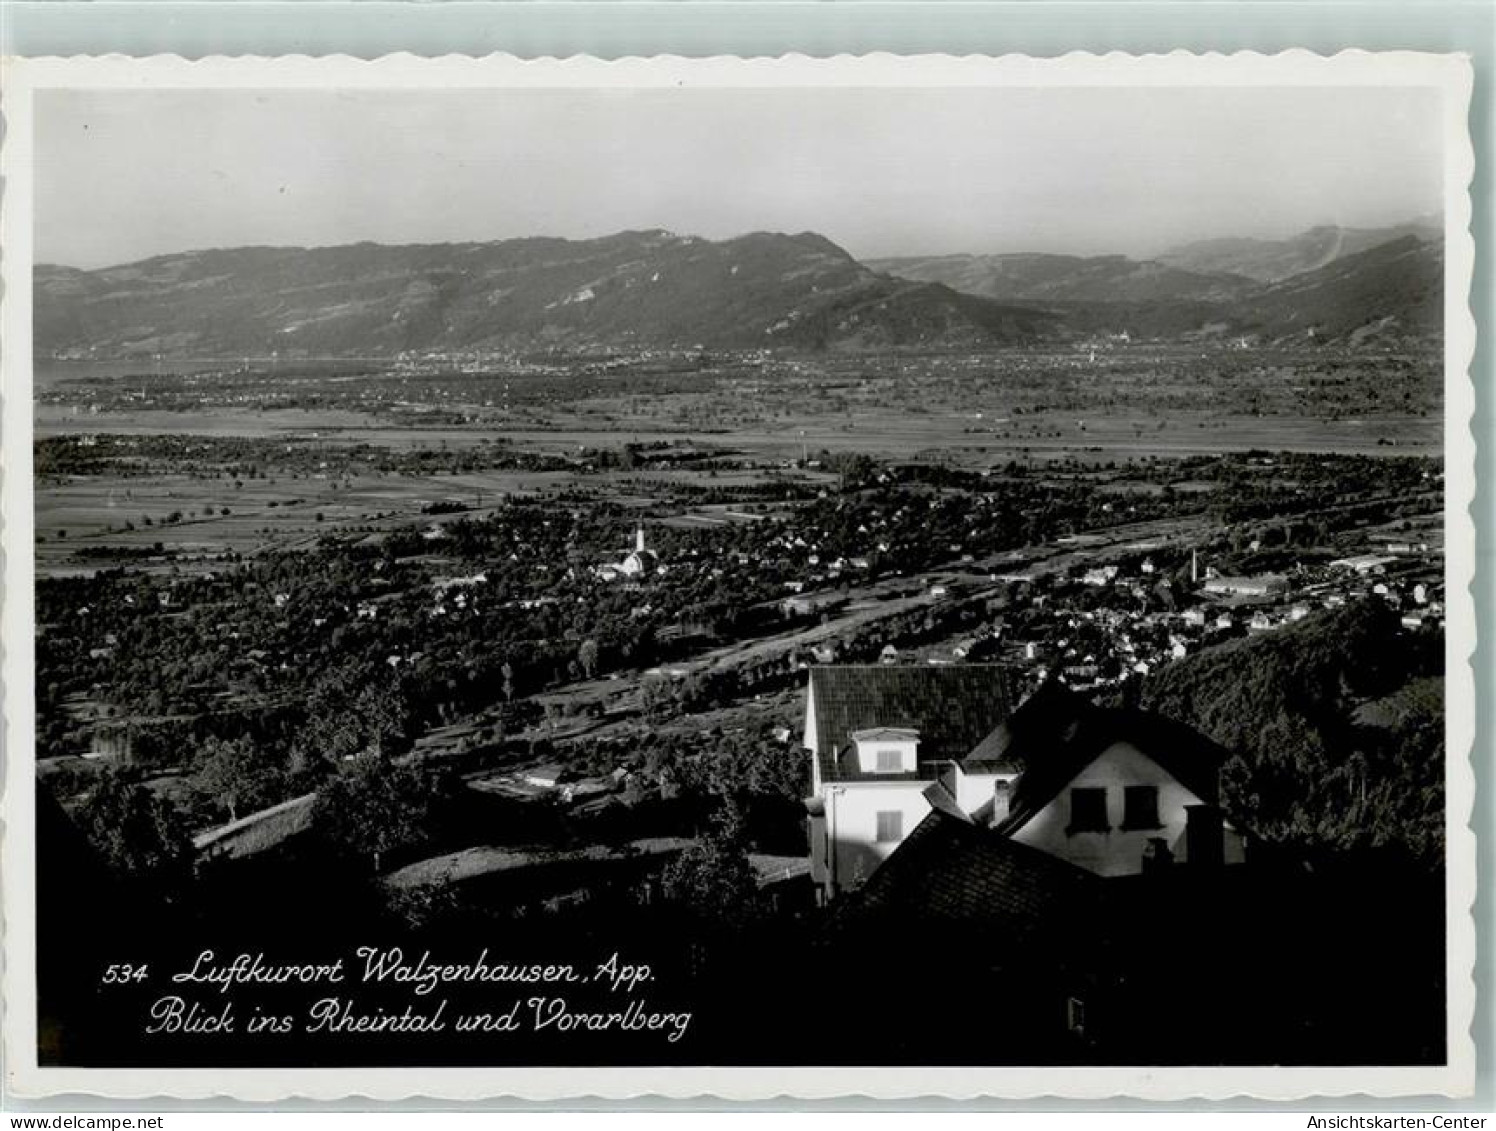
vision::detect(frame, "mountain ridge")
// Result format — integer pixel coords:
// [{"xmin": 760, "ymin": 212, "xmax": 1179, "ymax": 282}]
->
[
  {"xmin": 1156, "ymin": 219, "xmax": 1442, "ymax": 283},
  {"xmin": 34, "ymin": 230, "xmax": 1062, "ymax": 359},
  {"xmin": 869, "ymin": 225, "xmax": 1442, "ymax": 345},
  {"xmin": 865, "ymin": 252, "xmax": 1259, "ymax": 305},
  {"xmin": 35, "ymin": 224, "xmax": 1441, "ymax": 359}
]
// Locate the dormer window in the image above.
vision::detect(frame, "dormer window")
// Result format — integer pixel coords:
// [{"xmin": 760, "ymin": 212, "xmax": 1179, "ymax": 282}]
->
[
  {"xmin": 1067, "ymin": 787, "xmax": 1109, "ymax": 834},
  {"xmin": 851, "ymin": 727, "xmax": 919, "ymax": 774}
]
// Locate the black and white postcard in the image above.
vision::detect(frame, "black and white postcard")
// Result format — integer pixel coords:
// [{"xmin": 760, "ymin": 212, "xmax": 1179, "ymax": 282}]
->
[{"xmin": 0, "ymin": 50, "xmax": 1476, "ymax": 1100}]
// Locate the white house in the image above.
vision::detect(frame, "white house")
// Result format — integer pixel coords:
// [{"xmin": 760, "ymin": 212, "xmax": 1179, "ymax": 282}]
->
[
  {"xmin": 939, "ymin": 682, "xmax": 1247, "ymax": 877},
  {"xmin": 522, "ymin": 763, "xmax": 566, "ymax": 791},
  {"xmin": 1082, "ymin": 565, "xmax": 1120, "ymax": 587},
  {"xmin": 803, "ymin": 665, "xmax": 1017, "ymax": 900},
  {"xmin": 805, "ymin": 671, "xmax": 1246, "ymax": 901}
]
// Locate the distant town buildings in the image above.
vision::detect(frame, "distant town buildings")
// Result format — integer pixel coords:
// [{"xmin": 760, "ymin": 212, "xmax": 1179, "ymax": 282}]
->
[
  {"xmin": 1201, "ymin": 573, "xmax": 1289, "ymax": 598},
  {"xmin": 1330, "ymin": 554, "xmax": 1399, "ymax": 576}
]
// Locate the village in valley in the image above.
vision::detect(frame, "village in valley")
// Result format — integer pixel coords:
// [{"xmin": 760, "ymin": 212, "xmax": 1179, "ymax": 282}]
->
[
  {"xmin": 27, "ymin": 85, "xmax": 1452, "ymax": 1062},
  {"xmin": 33, "ymin": 329, "xmax": 1449, "ymax": 1064}
]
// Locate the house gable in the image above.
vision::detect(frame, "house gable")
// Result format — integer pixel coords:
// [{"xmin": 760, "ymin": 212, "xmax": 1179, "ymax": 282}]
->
[
  {"xmin": 990, "ymin": 684, "xmax": 1230, "ymax": 830},
  {"xmin": 1008, "ymin": 741, "xmax": 1246, "ymax": 876},
  {"xmin": 806, "ymin": 670, "xmax": 1247, "ymax": 897}
]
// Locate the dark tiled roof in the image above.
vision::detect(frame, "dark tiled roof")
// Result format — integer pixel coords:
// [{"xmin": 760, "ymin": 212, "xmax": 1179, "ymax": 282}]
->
[
  {"xmin": 826, "ymin": 808, "xmax": 1096, "ymax": 957},
  {"xmin": 814, "ymin": 757, "xmax": 928, "ymax": 785},
  {"xmin": 810, "ymin": 664, "xmax": 1015, "ymax": 782},
  {"xmin": 961, "ymin": 722, "xmax": 1023, "ymax": 772},
  {"xmin": 960, "ymin": 680, "xmax": 1082, "ymax": 771},
  {"xmin": 990, "ymin": 682, "xmax": 1234, "ymax": 836}
]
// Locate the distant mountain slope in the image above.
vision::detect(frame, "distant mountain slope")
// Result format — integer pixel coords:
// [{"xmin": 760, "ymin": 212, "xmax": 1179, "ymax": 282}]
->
[
  {"xmin": 1050, "ymin": 236, "xmax": 1442, "ymax": 345},
  {"xmin": 865, "ymin": 252, "xmax": 1257, "ymax": 304},
  {"xmin": 34, "ymin": 231, "xmax": 1061, "ymax": 358},
  {"xmin": 872, "ymin": 233, "xmax": 1442, "ymax": 346},
  {"xmin": 1235, "ymin": 235, "xmax": 1443, "ymax": 344},
  {"xmin": 1156, "ymin": 220, "xmax": 1442, "ymax": 284}
]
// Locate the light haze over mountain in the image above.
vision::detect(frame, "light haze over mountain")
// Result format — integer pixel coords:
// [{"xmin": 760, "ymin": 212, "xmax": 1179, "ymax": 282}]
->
[{"xmin": 35, "ymin": 86, "xmax": 1444, "ymax": 269}]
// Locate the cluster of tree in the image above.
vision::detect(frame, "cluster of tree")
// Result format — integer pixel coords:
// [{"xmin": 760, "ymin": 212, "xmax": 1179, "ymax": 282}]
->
[
  {"xmin": 34, "ymin": 430, "xmax": 575, "ymax": 484},
  {"xmin": 311, "ymin": 753, "xmax": 452, "ymax": 873},
  {"xmin": 569, "ymin": 721, "xmax": 806, "ymax": 806},
  {"xmin": 717, "ymin": 344, "xmax": 1439, "ymax": 422},
  {"xmin": 593, "ymin": 475, "xmax": 822, "ymax": 505},
  {"xmin": 1140, "ymin": 598, "xmax": 1444, "ymax": 863},
  {"xmin": 658, "ymin": 804, "xmax": 763, "ymax": 931},
  {"xmin": 1199, "ymin": 452, "xmax": 1437, "ymax": 526},
  {"xmin": 60, "ymin": 711, "xmax": 453, "ymax": 903},
  {"xmin": 67, "ymin": 768, "xmax": 195, "ymax": 896}
]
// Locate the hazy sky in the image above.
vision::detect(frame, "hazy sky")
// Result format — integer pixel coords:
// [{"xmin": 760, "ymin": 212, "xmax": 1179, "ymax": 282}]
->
[{"xmin": 35, "ymin": 85, "xmax": 1444, "ymax": 268}]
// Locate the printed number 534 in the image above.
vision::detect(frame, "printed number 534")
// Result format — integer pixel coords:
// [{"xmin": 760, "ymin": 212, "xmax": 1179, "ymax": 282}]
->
[{"xmin": 101, "ymin": 963, "xmax": 149, "ymax": 984}]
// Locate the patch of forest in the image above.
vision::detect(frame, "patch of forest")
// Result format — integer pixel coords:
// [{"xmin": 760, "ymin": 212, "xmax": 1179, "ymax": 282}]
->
[{"xmin": 1141, "ymin": 598, "xmax": 1444, "ymax": 863}]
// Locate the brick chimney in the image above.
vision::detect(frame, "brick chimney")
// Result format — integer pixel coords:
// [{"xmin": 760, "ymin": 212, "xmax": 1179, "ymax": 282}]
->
[{"xmin": 991, "ymin": 778, "xmax": 1014, "ymax": 827}]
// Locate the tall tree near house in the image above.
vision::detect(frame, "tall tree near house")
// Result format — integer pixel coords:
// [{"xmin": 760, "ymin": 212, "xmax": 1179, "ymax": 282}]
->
[
  {"xmin": 659, "ymin": 802, "xmax": 760, "ymax": 930},
  {"xmin": 742, "ymin": 739, "xmax": 811, "ymax": 803}
]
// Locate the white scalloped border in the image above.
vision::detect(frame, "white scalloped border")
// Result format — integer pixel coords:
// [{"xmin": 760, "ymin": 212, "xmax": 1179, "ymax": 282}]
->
[{"xmin": 0, "ymin": 49, "xmax": 1477, "ymax": 1104}]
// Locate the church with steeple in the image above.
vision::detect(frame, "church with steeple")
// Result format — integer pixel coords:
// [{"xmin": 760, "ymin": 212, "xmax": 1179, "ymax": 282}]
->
[{"xmin": 595, "ymin": 525, "xmax": 661, "ymax": 581}]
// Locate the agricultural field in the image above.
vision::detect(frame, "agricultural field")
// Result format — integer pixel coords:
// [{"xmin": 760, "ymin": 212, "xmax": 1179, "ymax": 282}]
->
[
  {"xmin": 32, "ymin": 346, "xmax": 1447, "ymax": 862},
  {"xmin": 33, "ymin": 344, "xmax": 1441, "ymax": 577}
]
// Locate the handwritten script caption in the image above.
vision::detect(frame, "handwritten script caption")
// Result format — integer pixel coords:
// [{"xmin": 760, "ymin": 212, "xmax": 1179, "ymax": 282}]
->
[{"xmin": 105, "ymin": 946, "xmax": 693, "ymax": 1043}]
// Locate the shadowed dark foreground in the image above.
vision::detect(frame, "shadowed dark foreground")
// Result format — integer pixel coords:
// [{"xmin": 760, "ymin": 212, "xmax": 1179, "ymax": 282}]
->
[{"xmin": 37, "ymin": 786, "xmax": 1443, "ymax": 1069}]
